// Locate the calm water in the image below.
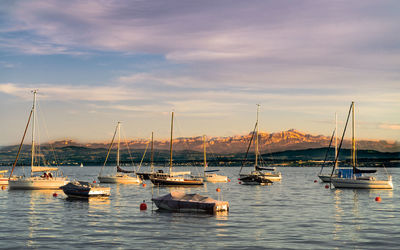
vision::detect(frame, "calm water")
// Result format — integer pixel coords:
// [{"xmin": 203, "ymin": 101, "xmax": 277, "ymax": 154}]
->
[{"xmin": 1, "ymin": 166, "xmax": 399, "ymax": 249}]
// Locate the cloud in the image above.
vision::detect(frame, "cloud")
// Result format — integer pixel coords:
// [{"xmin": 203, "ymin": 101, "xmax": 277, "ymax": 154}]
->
[{"xmin": 379, "ymin": 123, "xmax": 400, "ymax": 130}]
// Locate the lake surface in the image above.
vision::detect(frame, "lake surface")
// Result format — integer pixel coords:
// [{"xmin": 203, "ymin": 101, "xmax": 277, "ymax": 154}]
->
[{"xmin": 1, "ymin": 166, "xmax": 399, "ymax": 249}]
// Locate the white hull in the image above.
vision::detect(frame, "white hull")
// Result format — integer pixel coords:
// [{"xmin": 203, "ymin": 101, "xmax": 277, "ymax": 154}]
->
[
  {"xmin": 9, "ymin": 177, "xmax": 68, "ymax": 190},
  {"xmin": 318, "ymin": 175, "xmax": 338, "ymax": 182},
  {"xmin": 331, "ymin": 176, "xmax": 393, "ymax": 189},
  {"xmin": 0, "ymin": 177, "xmax": 17, "ymax": 185},
  {"xmin": 98, "ymin": 174, "xmax": 142, "ymax": 184},
  {"xmin": 204, "ymin": 173, "xmax": 228, "ymax": 183}
]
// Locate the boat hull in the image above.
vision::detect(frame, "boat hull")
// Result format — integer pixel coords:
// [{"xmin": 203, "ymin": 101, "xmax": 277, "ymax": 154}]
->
[
  {"xmin": 98, "ymin": 175, "xmax": 142, "ymax": 184},
  {"xmin": 318, "ymin": 175, "xmax": 335, "ymax": 182},
  {"xmin": 150, "ymin": 177, "xmax": 204, "ymax": 186},
  {"xmin": 204, "ymin": 174, "xmax": 228, "ymax": 183},
  {"xmin": 151, "ymin": 192, "xmax": 229, "ymax": 214},
  {"xmin": 60, "ymin": 182, "xmax": 110, "ymax": 198},
  {"xmin": 0, "ymin": 177, "xmax": 17, "ymax": 185},
  {"xmin": 331, "ymin": 177, "xmax": 393, "ymax": 189},
  {"xmin": 9, "ymin": 177, "xmax": 68, "ymax": 190}
]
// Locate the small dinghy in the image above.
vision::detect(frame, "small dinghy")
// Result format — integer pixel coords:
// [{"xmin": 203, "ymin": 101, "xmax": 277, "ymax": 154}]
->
[
  {"xmin": 60, "ymin": 181, "xmax": 111, "ymax": 198},
  {"xmin": 152, "ymin": 191, "xmax": 229, "ymax": 214}
]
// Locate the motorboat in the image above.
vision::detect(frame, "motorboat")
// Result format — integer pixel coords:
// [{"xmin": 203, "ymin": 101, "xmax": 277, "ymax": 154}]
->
[
  {"xmin": 60, "ymin": 181, "xmax": 111, "ymax": 198},
  {"xmin": 152, "ymin": 191, "xmax": 229, "ymax": 214}
]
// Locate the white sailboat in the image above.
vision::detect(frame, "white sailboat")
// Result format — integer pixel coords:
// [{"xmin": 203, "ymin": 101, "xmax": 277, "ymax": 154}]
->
[
  {"xmin": 239, "ymin": 104, "xmax": 281, "ymax": 185},
  {"xmin": 202, "ymin": 136, "xmax": 228, "ymax": 183},
  {"xmin": 9, "ymin": 90, "xmax": 68, "ymax": 190},
  {"xmin": 98, "ymin": 122, "xmax": 142, "ymax": 184},
  {"xmin": 330, "ymin": 102, "xmax": 393, "ymax": 189},
  {"xmin": 150, "ymin": 112, "xmax": 203, "ymax": 186}
]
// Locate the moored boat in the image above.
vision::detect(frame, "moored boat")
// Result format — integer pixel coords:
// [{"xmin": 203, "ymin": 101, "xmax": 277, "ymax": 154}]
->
[
  {"xmin": 239, "ymin": 104, "xmax": 281, "ymax": 185},
  {"xmin": 150, "ymin": 112, "xmax": 203, "ymax": 186},
  {"xmin": 152, "ymin": 191, "xmax": 229, "ymax": 214},
  {"xmin": 60, "ymin": 181, "xmax": 111, "ymax": 198},
  {"xmin": 98, "ymin": 122, "xmax": 142, "ymax": 184},
  {"xmin": 201, "ymin": 135, "xmax": 228, "ymax": 183},
  {"xmin": 330, "ymin": 102, "xmax": 393, "ymax": 189},
  {"xmin": 8, "ymin": 90, "xmax": 68, "ymax": 190},
  {"xmin": 0, "ymin": 170, "xmax": 17, "ymax": 185}
]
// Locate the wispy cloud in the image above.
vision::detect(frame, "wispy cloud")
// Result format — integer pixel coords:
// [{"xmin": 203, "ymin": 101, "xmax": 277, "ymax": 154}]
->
[{"xmin": 379, "ymin": 123, "xmax": 400, "ymax": 131}]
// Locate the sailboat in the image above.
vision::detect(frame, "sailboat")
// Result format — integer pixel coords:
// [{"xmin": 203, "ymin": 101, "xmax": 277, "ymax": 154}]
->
[
  {"xmin": 8, "ymin": 90, "xmax": 68, "ymax": 190},
  {"xmin": 98, "ymin": 122, "xmax": 142, "ymax": 184},
  {"xmin": 330, "ymin": 102, "xmax": 393, "ymax": 189},
  {"xmin": 239, "ymin": 105, "xmax": 281, "ymax": 185},
  {"xmin": 202, "ymin": 135, "xmax": 228, "ymax": 183},
  {"xmin": 318, "ymin": 113, "xmax": 339, "ymax": 182},
  {"xmin": 150, "ymin": 112, "xmax": 203, "ymax": 186},
  {"xmin": 136, "ymin": 132, "xmax": 157, "ymax": 180},
  {"xmin": 80, "ymin": 163, "xmax": 83, "ymax": 168}
]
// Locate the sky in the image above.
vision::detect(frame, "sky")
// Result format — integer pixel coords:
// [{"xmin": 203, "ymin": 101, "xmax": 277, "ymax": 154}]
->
[{"xmin": 0, "ymin": 0, "xmax": 399, "ymax": 146}]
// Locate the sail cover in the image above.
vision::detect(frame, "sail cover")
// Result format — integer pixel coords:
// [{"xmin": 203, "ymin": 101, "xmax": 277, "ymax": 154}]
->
[
  {"xmin": 117, "ymin": 166, "xmax": 136, "ymax": 173},
  {"xmin": 256, "ymin": 166, "xmax": 275, "ymax": 171},
  {"xmin": 354, "ymin": 167, "xmax": 377, "ymax": 174},
  {"xmin": 31, "ymin": 166, "xmax": 58, "ymax": 172}
]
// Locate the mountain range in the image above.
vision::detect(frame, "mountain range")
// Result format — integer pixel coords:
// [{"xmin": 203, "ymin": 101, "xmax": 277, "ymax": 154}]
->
[{"xmin": 46, "ymin": 129, "xmax": 399, "ymax": 153}]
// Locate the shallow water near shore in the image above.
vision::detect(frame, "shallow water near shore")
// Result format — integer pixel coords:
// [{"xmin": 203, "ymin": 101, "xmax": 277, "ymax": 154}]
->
[{"xmin": 1, "ymin": 166, "xmax": 399, "ymax": 249}]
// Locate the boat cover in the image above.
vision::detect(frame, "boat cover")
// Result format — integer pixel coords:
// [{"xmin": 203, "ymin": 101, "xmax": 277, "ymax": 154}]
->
[
  {"xmin": 117, "ymin": 166, "xmax": 136, "ymax": 173},
  {"xmin": 256, "ymin": 166, "xmax": 275, "ymax": 171},
  {"xmin": 31, "ymin": 166, "xmax": 58, "ymax": 172},
  {"xmin": 354, "ymin": 167, "xmax": 377, "ymax": 174},
  {"xmin": 152, "ymin": 191, "xmax": 228, "ymax": 212}
]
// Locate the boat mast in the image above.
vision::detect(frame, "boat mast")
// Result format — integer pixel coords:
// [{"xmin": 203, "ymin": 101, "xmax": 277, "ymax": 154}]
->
[
  {"xmin": 151, "ymin": 131, "xmax": 154, "ymax": 173},
  {"xmin": 169, "ymin": 112, "xmax": 174, "ymax": 174},
  {"xmin": 117, "ymin": 121, "xmax": 120, "ymax": 167},
  {"xmin": 255, "ymin": 104, "xmax": 260, "ymax": 170},
  {"xmin": 335, "ymin": 112, "xmax": 338, "ymax": 168},
  {"xmin": 352, "ymin": 101, "xmax": 356, "ymax": 171},
  {"xmin": 31, "ymin": 90, "xmax": 37, "ymax": 176},
  {"xmin": 203, "ymin": 135, "xmax": 207, "ymax": 176}
]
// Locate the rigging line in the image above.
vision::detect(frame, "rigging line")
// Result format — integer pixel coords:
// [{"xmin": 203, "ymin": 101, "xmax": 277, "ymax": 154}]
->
[
  {"xmin": 330, "ymin": 102, "xmax": 352, "ymax": 180},
  {"xmin": 121, "ymin": 128, "xmax": 136, "ymax": 167},
  {"xmin": 9, "ymin": 109, "xmax": 33, "ymax": 178},
  {"xmin": 100, "ymin": 124, "xmax": 118, "ymax": 176},
  {"xmin": 319, "ymin": 129, "xmax": 336, "ymax": 175},
  {"xmin": 239, "ymin": 121, "xmax": 257, "ymax": 175},
  {"xmin": 137, "ymin": 141, "xmax": 150, "ymax": 172},
  {"xmin": 38, "ymin": 104, "xmax": 60, "ymax": 167}
]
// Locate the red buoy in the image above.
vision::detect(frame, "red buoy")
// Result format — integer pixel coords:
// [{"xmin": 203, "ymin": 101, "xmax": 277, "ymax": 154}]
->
[
  {"xmin": 1, "ymin": 186, "xmax": 6, "ymax": 190},
  {"xmin": 140, "ymin": 200, "xmax": 147, "ymax": 210},
  {"xmin": 142, "ymin": 183, "xmax": 147, "ymax": 187},
  {"xmin": 239, "ymin": 181, "xmax": 242, "ymax": 184},
  {"xmin": 216, "ymin": 188, "xmax": 221, "ymax": 192},
  {"xmin": 53, "ymin": 193, "xmax": 58, "ymax": 197},
  {"xmin": 93, "ymin": 180, "xmax": 96, "ymax": 183},
  {"xmin": 325, "ymin": 184, "xmax": 329, "ymax": 189},
  {"xmin": 375, "ymin": 197, "xmax": 382, "ymax": 202},
  {"xmin": 314, "ymin": 180, "xmax": 318, "ymax": 183},
  {"xmin": 228, "ymin": 179, "xmax": 231, "ymax": 182},
  {"xmin": 237, "ymin": 178, "xmax": 240, "ymax": 180}
]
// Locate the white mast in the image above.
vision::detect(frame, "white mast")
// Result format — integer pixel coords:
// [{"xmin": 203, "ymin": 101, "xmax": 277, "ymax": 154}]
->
[
  {"xmin": 255, "ymin": 104, "xmax": 260, "ymax": 169},
  {"xmin": 31, "ymin": 90, "xmax": 37, "ymax": 175},
  {"xmin": 335, "ymin": 112, "xmax": 338, "ymax": 168},
  {"xmin": 203, "ymin": 135, "xmax": 207, "ymax": 176},
  {"xmin": 117, "ymin": 121, "xmax": 121, "ymax": 167},
  {"xmin": 151, "ymin": 132, "xmax": 154, "ymax": 173},
  {"xmin": 352, "ymin": 102, "xmax": 356, "ymax": 169},
  {"xmin": 169, "ymin": 112, "xmax": 174, "ymax": 174}
]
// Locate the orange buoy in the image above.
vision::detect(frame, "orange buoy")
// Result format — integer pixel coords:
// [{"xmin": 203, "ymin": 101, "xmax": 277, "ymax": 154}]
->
[
  {"xmin": 228, "ymin": 179, "xmax": 231, "ymax": 182},
  {"xmin": 140, "ymin": 200, "xmax": 147, "ymax": 210},
  {"xmin": 142, "ymin": 183, "xmax": 147, "ymax": 187},
  {"xmin": 53, "ymin": 193, "xmax": 58, "ymax": 197},
  {"xmin": 216, "ymin": 188, "xmax": 221, "ymax": 192},
  {"xmin": 325, "ymin": 184, "xmax": 329, "ymax": 189},
  {"xmin": 93, "ymin": 180, "xmax": 96, "ymax": 183},
  {"xmin": 375, "ymin": 197, "xmax": 382, "ymax": 202},
  {"xmin": 1, "ymin": 186, "xmax": 6, "ymax": 190},
  {"xmin": 314, "ymin": 180, "xmax": 318, "ymax": 183}
]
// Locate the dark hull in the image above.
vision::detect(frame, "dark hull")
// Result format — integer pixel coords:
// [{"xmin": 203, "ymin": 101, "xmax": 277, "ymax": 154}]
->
[
  {"xmin": 136, "ymin": 172, "xmax": 153, "ymax": 180},
  {"xmin": 239, "ymin": 175, "xmax": 273, "ymax": 185}
]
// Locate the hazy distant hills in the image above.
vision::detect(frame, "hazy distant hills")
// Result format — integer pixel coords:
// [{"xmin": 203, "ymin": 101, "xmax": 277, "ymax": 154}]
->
[{"xmin": 0, "ymin": 129, "xmax": 398, "ymax": 166}]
